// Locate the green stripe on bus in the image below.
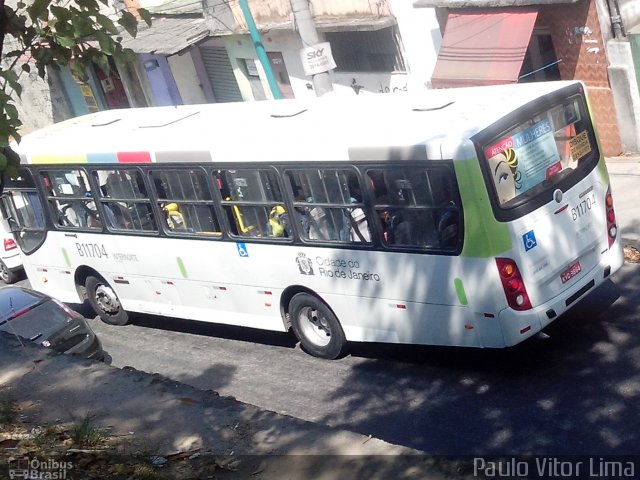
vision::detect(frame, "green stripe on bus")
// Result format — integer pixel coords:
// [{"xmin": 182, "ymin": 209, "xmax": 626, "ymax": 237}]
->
[
  {"xmin": 454, "ymin": 158, "xmax": 511, "ymax": 257},
  {"xmin": 62, "ymin": 248, "xmax": 71, "ymax": 267},
  {"xmin": 454, "ymin": 278, "xmax": 468, "ymax": 305},
  {"xmin": 177, "ymin": 257, "xmax": 188, "ymax": 278}
]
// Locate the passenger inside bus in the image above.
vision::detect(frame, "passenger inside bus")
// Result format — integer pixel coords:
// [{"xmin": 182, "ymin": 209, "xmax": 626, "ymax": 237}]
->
[{"xmin": 267, "ymin": 205, "xmax": 289, "ymax": 237}]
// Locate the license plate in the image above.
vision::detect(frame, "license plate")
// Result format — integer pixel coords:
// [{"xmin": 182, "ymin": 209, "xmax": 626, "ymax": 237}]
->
[{"xmin": 561, "ymin": 261, "xmax": 582, "ymax": 284}]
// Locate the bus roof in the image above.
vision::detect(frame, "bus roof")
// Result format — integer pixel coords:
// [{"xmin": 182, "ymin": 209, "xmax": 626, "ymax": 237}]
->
[{"xmin": 16, "ymin": 81, "xmax": 582, "ymax": 165}]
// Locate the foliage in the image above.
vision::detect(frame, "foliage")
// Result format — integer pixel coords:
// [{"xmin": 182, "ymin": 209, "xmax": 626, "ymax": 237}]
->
[
  {"xmin": 0, "ymin": 0, "xmax": 151, "ymax": 180},
  {"xmin": 70, "ymin": 412, "xmax": 105, "ymax": 446}
]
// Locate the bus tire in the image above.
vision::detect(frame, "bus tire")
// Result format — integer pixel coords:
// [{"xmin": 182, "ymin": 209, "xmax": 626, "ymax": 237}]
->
[
  {"xmin": 0, "ymin": 260, "xmax": 19, "ymax": 284},
  {"xmin": 289, "ymin": 293, "xmax": 347, "ymax": 359},
  {"xmin": 85, "ymin": 275, "xmax": 129, "ymax": 326}
]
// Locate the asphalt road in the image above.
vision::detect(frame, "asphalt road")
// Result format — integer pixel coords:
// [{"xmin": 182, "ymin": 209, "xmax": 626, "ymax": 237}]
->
[{"xmin": 14, "ymin": 259, "xmax": 637, "ymax": 456}]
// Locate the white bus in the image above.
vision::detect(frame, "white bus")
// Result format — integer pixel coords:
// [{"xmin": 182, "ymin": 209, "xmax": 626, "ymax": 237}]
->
[{"xmin": 3, "ymin": 81, "xmax": 624, "ymax": 358}]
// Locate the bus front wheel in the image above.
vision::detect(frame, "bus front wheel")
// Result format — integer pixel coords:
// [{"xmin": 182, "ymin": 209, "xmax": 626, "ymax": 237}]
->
[
  {"xmin": 289, "ymin": 293, "xmax": 347, "ymax": 359},
  {"xmin": 85, "ymin": 275, "xmax": 129, "ymax": 326}
]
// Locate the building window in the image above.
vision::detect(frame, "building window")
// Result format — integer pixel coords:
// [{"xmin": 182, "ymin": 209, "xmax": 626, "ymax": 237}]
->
[
  {"xmin": 325, "ymin": 27, "xmax": 406, "ymax": 73},
  {"xmin": 519, "ymin": 32, "xmax": 561, "ymax": 82}
]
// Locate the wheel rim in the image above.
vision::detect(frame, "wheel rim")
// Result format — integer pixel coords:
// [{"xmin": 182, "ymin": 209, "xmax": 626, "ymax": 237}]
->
[
  {"xmin": 297, "ymin": 306, "xmax": 332, "ymax": 347},
  {"xmin": 0, "ymin": 263, "xmax": 8, "ymax": 282},
  {"xmin": 94, "ymin": 283, "xmax": 121, "ymax": 315}
]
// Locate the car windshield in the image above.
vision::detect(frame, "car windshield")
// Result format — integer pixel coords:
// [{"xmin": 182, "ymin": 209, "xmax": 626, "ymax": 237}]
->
[{"xmin": 0, "ymin": 300, "xmax": 70, "ymax": 340}]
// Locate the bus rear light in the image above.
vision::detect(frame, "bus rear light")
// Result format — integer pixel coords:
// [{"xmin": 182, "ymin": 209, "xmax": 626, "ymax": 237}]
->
[
  {"xmin": 507, "ymin": 279, "xmax": 521, "ymax": 292},
  {"xmin": 605, "ymin": 188, "xmax": 617, "ymax": 248},
  {"xmin": 3, "ymin": 238, "xmax": 16, "ymax": 251},
  {"xmin": 496, "ymin": 258, "xmax": 532, "ymax": 311},
  {"xmin": 607, "ymin": 210, "xmax": 616, "ymax": 223}
]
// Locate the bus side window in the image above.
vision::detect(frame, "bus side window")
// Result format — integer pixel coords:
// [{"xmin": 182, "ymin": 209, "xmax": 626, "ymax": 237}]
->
[
  {"xmin": 428, "ymin": 168, "xmax": 462, "ymax": 249},
  {"xmin": 285, "ymin": 168, "xmax": 371, "ymax": 244},
  {"xmin": 216, "ymin": 169, "xmax": 289, "ymax": 240},
  {"xmin": 40, "ymin": 169, "xmax": 101, "ymax": 230},
  {"xmin": 367, "ymin": 166, "xmax": 462, "ymax": 251},
  {"xmin": 150, "ymin": 169, "xmax": 221, "ymax": 236},
  {"xmin": 94, "ymin": 169, "xmax": 157, "ymax": 232}
]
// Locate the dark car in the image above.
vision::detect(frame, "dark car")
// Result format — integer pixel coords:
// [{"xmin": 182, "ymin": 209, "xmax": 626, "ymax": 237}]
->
[{"xmin": 0, "ymin": 286, "xmax": 103, "ymax": 360}]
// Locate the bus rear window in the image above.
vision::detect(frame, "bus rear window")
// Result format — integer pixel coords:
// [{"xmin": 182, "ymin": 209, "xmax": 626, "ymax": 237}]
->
[{"xmin": 483, "ymin": 95, "xmax": 596, "ymax": 207}]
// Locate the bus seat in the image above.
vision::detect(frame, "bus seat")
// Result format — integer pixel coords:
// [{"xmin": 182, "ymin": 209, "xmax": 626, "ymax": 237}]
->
[
  {"xmin": 163, "ymin": 203, "xmax": 186, "ymax": 230},
  {"xmin": 231, "ymin": 204, "xmax": 256, "ymax": 235}
]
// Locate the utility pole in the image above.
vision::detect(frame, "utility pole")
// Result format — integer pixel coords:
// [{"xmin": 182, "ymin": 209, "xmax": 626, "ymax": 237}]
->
[
  {"xmin": 290, "ymin": 0, "xmax": 334, "ymax": 96},
  {"xmin": 239, "ymin": 0, "xmax": 282, "ymax": 99}
]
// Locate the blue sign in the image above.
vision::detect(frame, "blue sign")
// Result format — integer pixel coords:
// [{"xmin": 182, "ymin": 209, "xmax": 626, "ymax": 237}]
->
[
  {"xmin": 523, "ymin": 230, "xmax": 537, "ymax": 252},
  {"xmin": 237, "ymin": 243, "xmax": 249, "ymax": 257}
]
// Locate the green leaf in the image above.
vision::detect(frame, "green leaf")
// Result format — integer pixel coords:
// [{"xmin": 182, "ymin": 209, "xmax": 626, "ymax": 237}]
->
[
  {"xmin": 95, "ymin": 31, "xmax": 115, "ymax": 55},
  {"xmin": 6, "ymin": 164, "xmax": 20, "ymax": 180},
  {"xmin": 4, "ymin": 50, "xmax": 24, "ymax": 58},
  {"xmin": 70, "ymin": 61, "xmax": 88, "ymax": 83},
  {"xmin": 138, "ymin": 8, "xmax": 152, "ymax": 28},
  {"xmin": 95, "ymin": 13, "xmax": 120, "ymax": 36},
  {"xmin": 0, "ymin": 153, "xmax": 7, "ymax": 172},
  {"xmin": 21, "ymin": 64, "xmax": 31, "ymax": 73},
  {"xmin": 118, "ymin": 10, "xmax": 138, "ymax": 37},
  {"xmin": 91, "ymin": 51, "xmax": 110, "ymax": 74},
  {"xmin": 54, "ymin": 34, "xmax": 77, "ymax": 48},
  {"xmin": 28, "ymin": 0, "xmax": 50, "ymax": 22},
  {"xmin": 50, "ymin": 5, "xmax": 71, "ymax": 23},
  {"xmin": 1, "ymin": 71, "xmax": 23, "ymax": 98},
  {"xmin": 71, "ymin": 14, "xmax": 93, "ymax": 37},
  {"xmin": 5, "ymin": 103, "xmax": 19, "ymax": 121},
  {"xmin": 37, "ymin": 63, "xmax": 47, "ymax": 79}
]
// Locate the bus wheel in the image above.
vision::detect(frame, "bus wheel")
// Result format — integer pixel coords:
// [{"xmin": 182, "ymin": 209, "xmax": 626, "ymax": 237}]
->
[
  {"xmin": 0, "ymin": 260, "xmax": 19, "ymax": 284},
  {"xmin": 85, "ymin": 276, "xmax": 129, "ymax": 326},
  {"xmin": 289, "ymin": 293, "xmax": 347, "ymax": 359}
]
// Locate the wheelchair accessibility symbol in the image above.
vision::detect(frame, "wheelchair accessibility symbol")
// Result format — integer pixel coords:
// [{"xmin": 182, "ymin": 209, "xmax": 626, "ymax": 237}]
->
[
  {"xmin": 237, "ymin": 243, "xmax": 249, "ymax": 257},
  {"xmin": 523, "ymin": 230, "xmax": 537, "ymax": 252}
]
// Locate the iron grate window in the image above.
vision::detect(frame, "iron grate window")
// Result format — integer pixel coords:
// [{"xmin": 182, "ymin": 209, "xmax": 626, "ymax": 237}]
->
[{"xmin": 325, "ymin": 27, "xmax": 406, "ymax": 73}]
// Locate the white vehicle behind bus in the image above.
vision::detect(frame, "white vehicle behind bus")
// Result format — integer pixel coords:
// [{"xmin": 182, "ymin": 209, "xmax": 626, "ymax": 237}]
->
[
  {"xmin": 0, "ymin": 215, "xmax": 23, "ymax": 284},
  {"xmin": 3, "ymin": 81, "xmax": 624, "ymax": 358}
]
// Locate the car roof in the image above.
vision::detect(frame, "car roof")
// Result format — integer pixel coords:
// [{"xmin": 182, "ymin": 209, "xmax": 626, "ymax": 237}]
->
[{"xmin": 0, "ymin": 287, "xmax": 48, "ymax": 322}]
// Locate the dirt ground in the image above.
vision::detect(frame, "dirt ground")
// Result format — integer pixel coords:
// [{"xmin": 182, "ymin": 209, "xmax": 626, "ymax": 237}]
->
[{"xmin": 0, "ymin": 332, "xmax": 478, "ymax": 480}]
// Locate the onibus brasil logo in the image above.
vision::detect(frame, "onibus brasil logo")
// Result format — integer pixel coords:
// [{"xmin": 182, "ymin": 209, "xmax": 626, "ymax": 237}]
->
[{"xmin": 8, "ymin": 457, "xmax": 73, "ymax": 479}]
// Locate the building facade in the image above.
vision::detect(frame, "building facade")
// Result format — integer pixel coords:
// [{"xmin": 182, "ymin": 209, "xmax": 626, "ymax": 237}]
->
[
  {"xmin": 415, "ymin": 0, "xmax": 640, "ymax": 156},
  {"xmin": 11, "ymin": 0, "xmax": 640, "ymax": 155}
]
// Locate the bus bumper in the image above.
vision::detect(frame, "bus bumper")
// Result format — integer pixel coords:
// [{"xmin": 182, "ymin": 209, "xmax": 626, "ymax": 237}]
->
[{"xmin": 499, "ymin": 244, "xmax": 624, "ymax": 347}]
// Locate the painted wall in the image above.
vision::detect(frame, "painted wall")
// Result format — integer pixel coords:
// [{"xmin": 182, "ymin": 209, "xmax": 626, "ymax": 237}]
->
[
  {"xmin": 619, "ymin": 0, "xmax": 640, "ymax": 31},
  {"xmin": 232, "ymin": 0, "xmax": 392, "ymax": 27},
  {"xmin": 389, "ymin": 0, "xmax": 441, "ymax": 91},
  {"xmin": 595, "ymin": 0, "xmax": 640, "ymax": 152},
  {"xmin": 224, "ymin": 30, "xmax": 417, "ymax": 100},
  {"xmin": 140, "ymin": 54, "xmax": 183, "ymax": 106},
  {"xmin": 12, "ymin": 69, "xmax": 73, "ymax": 136},
  {"xmin": 167, "ymin": 51, "xmax": 209, "ymax": 105},
  {"xmin": 539, "ymin": 0, "xmax": 622, "ymax": 155}
]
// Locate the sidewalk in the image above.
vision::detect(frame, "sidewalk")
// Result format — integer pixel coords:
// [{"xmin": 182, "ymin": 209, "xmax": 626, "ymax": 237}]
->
[
  {"xmin": 607, "ymin": 155, "xmax": 640, "ymax": 248},
  {"xmin": 0, "ymin": 332, "xmax": 466, "ymax": 480}
]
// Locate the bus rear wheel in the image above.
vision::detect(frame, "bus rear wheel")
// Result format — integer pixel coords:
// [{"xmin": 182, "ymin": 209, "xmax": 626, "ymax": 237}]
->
[
  {"xmin": 0, "ymin": 260, "xmax": 19, "ymax": 284},
  {"xmin": 85, "ymin": 275, "xmax": 129, "ymax": 326},
  {"xmin": 289, "ymin": 293, "xmax": 347, "ymax": 359}
]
